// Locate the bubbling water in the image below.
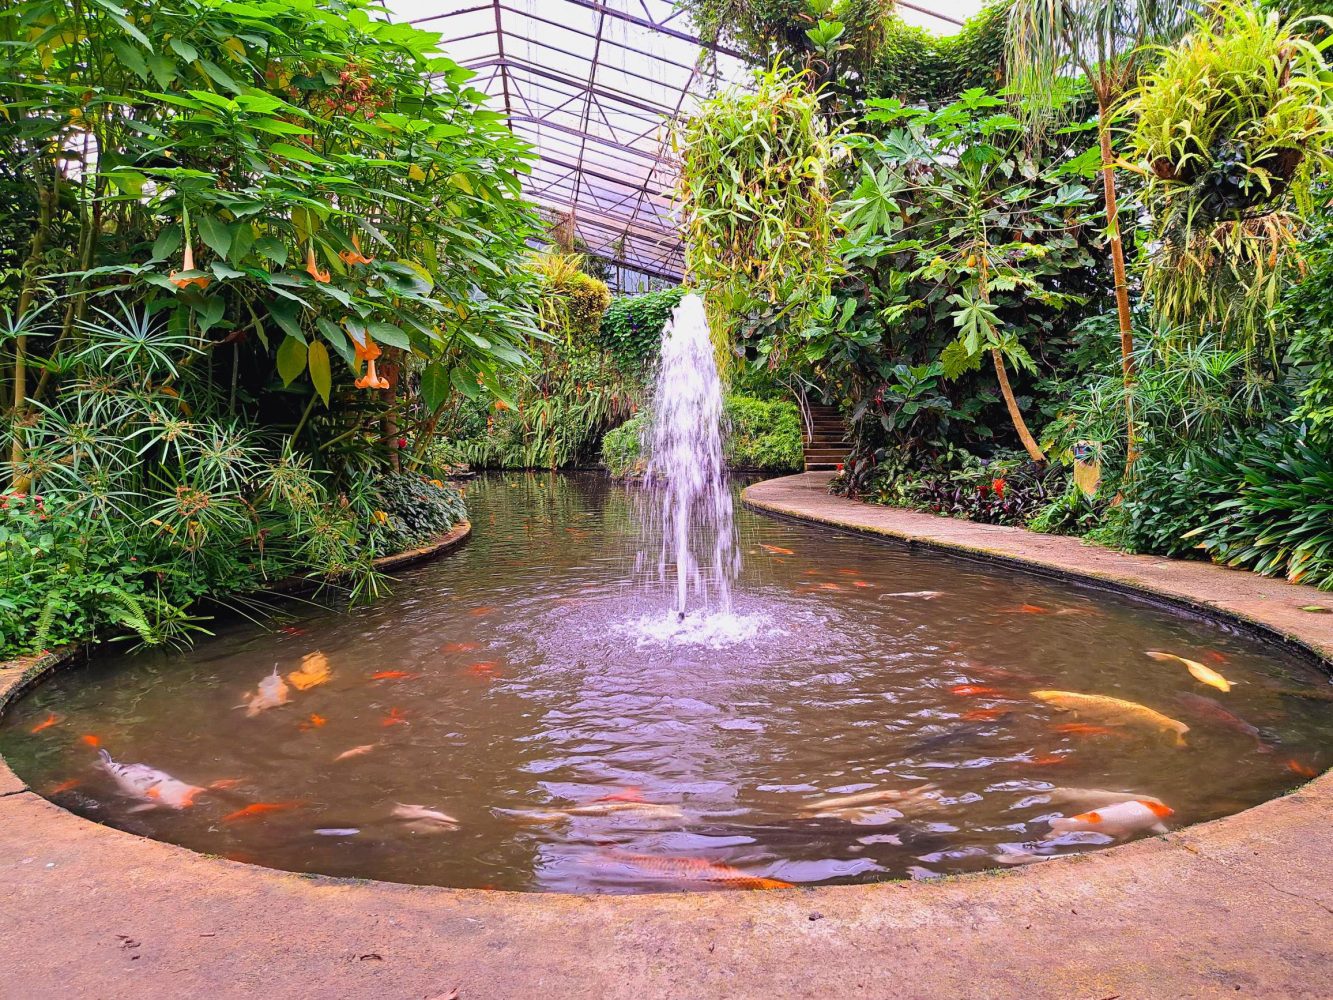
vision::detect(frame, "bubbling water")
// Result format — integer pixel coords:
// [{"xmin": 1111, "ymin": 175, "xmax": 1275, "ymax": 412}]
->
[{"xmin": 642, "ymin": 293, "xmax": 740, "ymax": 618}]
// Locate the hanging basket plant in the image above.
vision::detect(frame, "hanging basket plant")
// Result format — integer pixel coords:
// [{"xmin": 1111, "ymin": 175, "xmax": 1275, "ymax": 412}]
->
[{"xmin": 1126, "ymin": 1, "xmax": 1333, "ymax": 357}]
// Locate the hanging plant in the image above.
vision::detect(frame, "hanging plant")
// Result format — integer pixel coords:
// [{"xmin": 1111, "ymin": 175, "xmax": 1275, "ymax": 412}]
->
[
  {"xmin": 675, "ymin": 64, "xmax": 844, "ymax": 367},
  {"xmin": 1126, "ymin": 1, "xmax": 1333, "ymax": 359}
]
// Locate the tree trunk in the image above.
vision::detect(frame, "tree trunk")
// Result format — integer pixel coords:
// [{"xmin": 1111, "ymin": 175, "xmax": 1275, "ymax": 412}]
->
[
  {"xmin": 991, "ymin": 349, "xmax": 1046, "ymax": 464},
  {"xmin": 1098, "ymin": 105, "xmax": 1137, "ymax": 474},
  {"xmin": 10, "ymin": 168, "xmax": 56, "ymax": 491}
]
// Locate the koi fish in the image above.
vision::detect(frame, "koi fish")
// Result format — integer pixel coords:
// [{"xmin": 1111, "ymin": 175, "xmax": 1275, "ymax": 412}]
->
[
  {"xmin": 370, "ymin": 670, "xmax": 416, "ymax": 681},
  {"xmin": 593, "ymin": 786, "xmax": 645, "ymax": 803},
  {"xmin": 277, "ymin": 625, "xmax": 307, "ymax": 636},
  {"xmin": 496, "ymin": 802, "xmax": 685, "ymax": 825},
  {"xmin": 800, "ymin": 784, "xmax": 936, "ymax": 813},
  {"xmin": 80, "ymin": 734, "xmax": 101, "ymax": 748},
  {"xmin": 222, "ymin": 801, "xmax": 304, "ymax": 823},
  {"xmin": 962, "ymin": 708, "xmax": 1011, "ymax": 722},
  {"xmin": 1049, "ymin": 799, "xmax": 1174, "ymax": 838},
  {"xmin": 951, "ymin": 684, "xmax": 1002, "ymax": 697},
  {"xmin": 314, "ymin": 828, "xmax": 360, "ymax": 837},
  {"xmin": 853, "ymin": 581, "xmax": 871, "ymax": 588},
  {"xmin": 1174, "ymin": 693, "xmax": 1271, "ymax": 752},
  {"xmin": 287, "ymin": 651, "xmax": 331, "ymax": 691},
  {"xmin": 810, "ymin": 805, "xmax": 905, "ymax": 825},
  {"xmin": 1031, "ymin": 690, "xmax": 1190, "ymax": 746},
  {"xmin": 49, "ymin": 779, "xmax": 81, "ymax": 794},
  {"xmin": 239, "ymin": 665, "xmax": 290, "ymax": 717},
  {"xmin": 1016, "ymin": 605, "xmax": 1048, "ymax": 614},
  {"xmin": 392, "ymin": 803, "xmax": 460, "ymax": 831},
  {"xmin": 1025, "ymin": 754, "xmax": 1069, "ymax": 766},
  {"xmin": 1287, "ymin": 760, "xmax": 1319, "ymax": 779},
  {"xmin": 815, "ymin": 582, "xmax": 843, "ymax": 592},
  {"xmin": 29, "ymin": 713, "xmax": 61, "ymax": 734},
  {"xmin": 381, "ymin": 707, "xmax": 409, "ymax": 727},
  {"xmin": 1146, "ymin": 651, "xmax": 1232, "ymax": 693},
  {"xmin": 1204, "ymin": 650, "xmax": 1230, "ymax": 665},
  {"xmin": 1039, "ymin": 787, "xmax": 1166, "ymax": 811},
  {"xmin": 334, "ymin": 744, "xmax": 377, "ymax": 762},
  {"xmin": 604, "ymin": 852, "xmax": 791, "ymax": 890},
  {"xmin": 298, "ymin": 713, "xmax": 327, "ymax": 731},
  {"xmin": 441, "ymin": 642, "xmax": 480, "ymax": 654},
  {"xmin": 878, "ymin": 591, "xmax": 942, "ymax": 600},
  {"xmin": 1052, "ymin": 723, "xmax": 1120, "ymax": 737},
  {"xmin": 468, "ymin": 661, "xmax": 500, "ymax": 676},
  {"xmin": 467, "ymin": 606, "xmax": 496, "ymax": 617},
  {"xmin": 98, "ymin": 750, "xmax": 206, "ymax": 810},
  {"xmin": 760, "ymin": 544, "xmax": 795, "ymax": 556}
]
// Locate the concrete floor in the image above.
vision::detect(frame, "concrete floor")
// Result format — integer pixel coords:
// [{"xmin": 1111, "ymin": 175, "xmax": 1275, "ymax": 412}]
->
[{"xmin": 1, "ymin": 473, "xmax": 1330, "ymax": 999}]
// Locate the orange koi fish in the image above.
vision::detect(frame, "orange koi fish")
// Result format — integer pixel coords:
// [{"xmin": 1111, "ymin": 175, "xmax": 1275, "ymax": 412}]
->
[
  {"xmin": 593, "ymin": 786, "xmax": 645, "ymax": 803},
  {"xmin": 815, "ymin": 582, "xmax": 843, "ymax": 592},
  {"xmin": 80, "ymin": 734, "xmax": 101, "ymax": 748},
  {"xmin": 836, "ymin": 568, "xmax": 859, "ymax": 576},
  {"xmin": 1025, "ymin": 754, "xmax": 1068, "ymax": 766},
  {"xmin": 381, "ymin": 707, "xmax": 409, "ymax": 727},
  {"xmin": 467, "ymin": 606, "xmax": 496, "ymax": 617},
  {"xmin": 371, "ymin": 670, "xmax": 416, "ymax": 681},
  {"xmin": 468, "ymin": 661, "xmax": 500, "ymax": 677},
  {"xmin": 606, "ymin": 852, "xmax": 791, "ymax": 890},
  {"xmin": 961, "ymin": 708, "xmax": 1010, "ymax": 722},
  {"xmin": 853, "ymin": 581, "xmax": 871, "ymax": 588},
  {"xmin": 209, "ymin": 778, "xmax": 244, "ymax": 791},
  {"xmin": 49, "ymin": 779, "xmax": 81, "ymax": 794},
  {"xmin": 1287, "ymin": 760, "xmax": 1319, "ymax": 779},
  {"xmin": 30, "ymin": 713, "xmax": 61, "ymax": 734},
  {"xmin": 222, "ymin": 801, "xmax": 304, "ymax": 823},
  {"xmin": 760, "ymin": 544, "xmax": 795, "ymax": 556},
  {"xmin": 951, "ymin": 684, "xmax": 1001, "ymax": 697},
  {"xmin": 287, "ymin": 651, "xmax": 331, "ymax": 691},
  {"xmin": 1204, "ymin": 650, "xmax": 1230, "ymax": 665},
  {"xmin": 298, "ymin": 713, "xmax": 327, "ymax": 731},
  {"xmin": 1053, "ymin": 723, "xmax": 1120, "ymax": 737},
  {"xmin": 441, "ymin": 642, "xmax": 480, "ymax": 654}
]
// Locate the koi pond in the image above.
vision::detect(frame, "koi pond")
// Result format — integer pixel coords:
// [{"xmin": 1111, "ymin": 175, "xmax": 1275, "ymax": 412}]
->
[{"xmin": 1, "ymin": 473, "xmax": 1329, "ymax": 894}]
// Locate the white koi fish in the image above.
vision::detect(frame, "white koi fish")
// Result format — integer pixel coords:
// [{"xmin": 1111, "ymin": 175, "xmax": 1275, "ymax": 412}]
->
[
  {"xmin": 98, "ymin": 749, "xmax": 205, "ymax": 810},
  {"xmin": 1040, "ymin": 787, "xmax": 1166, "ymax": 811},
  {"xmin": 495, "ymin": 802, "xmax": 684, "ymax": 826},
  {"xmin": 239, "ymin": 665, "xmax": 290, "ymax": 717},
  {"xmin": 878, "ymin": 591, "xmax": 942, "ymax": 600},
  {"xmin": 800, "ymin": 784, "xmax": 936, "ymax": 813},
  {"xmin": 392, "ymin": 803, "xmax": 460, "ymax": 831},
  {"xmin": 1049, "ymin": 799, "xmax": 1174, "ymax": 838}
]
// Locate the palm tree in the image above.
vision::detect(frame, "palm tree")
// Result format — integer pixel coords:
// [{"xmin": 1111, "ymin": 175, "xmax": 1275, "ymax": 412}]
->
[{"xmin": 1006, "ymin": 1, "xmax": 1203, "ymax": 469}]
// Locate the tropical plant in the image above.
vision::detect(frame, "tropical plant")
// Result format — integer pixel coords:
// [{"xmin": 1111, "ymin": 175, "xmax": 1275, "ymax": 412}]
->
[
  {"xmin": 868, "ymin": 0, "xmax": 1014, "ymax": 106},
  {"xmin": 675, "ymin": 65, "xmax": 844, "ymax": 365},
  {"xmin": 1007, "ymin": 0, "xmax": 1204, "ymax": 466},
  {"xmin": 531, "ymin": 253, "xmax": 612, "ymax": 346},
  {"xmin": 598, "ymin": 287, "xmax": 686, "ymax": 368},
  {"xmin": 1126, "ymin": 1, "xmax": 1333, "ymax": 362},
  {"xmin": 368, "ymin": 473, "xmax": 466, "ymax": 554}
]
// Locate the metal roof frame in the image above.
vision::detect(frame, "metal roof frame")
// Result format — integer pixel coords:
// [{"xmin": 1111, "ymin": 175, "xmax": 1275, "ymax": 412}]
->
[{"xmin": 398, "ymin": 1, "xmax": 974, "ymax": 286}]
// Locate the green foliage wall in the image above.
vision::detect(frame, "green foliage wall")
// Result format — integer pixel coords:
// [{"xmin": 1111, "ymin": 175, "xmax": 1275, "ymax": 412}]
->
[
  {"xmin": 598, "ymin": 287, "xmax": 685, "ymax": 367},
  {"xmin": 866, "ymin": 1, "xmax": 1013, "ymax": 106}
]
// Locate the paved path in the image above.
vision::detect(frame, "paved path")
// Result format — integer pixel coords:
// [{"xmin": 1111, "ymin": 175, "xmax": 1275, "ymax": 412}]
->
[{"xmin": 0, "ymin": 474, "xmax": 1329, "ymax": 999}]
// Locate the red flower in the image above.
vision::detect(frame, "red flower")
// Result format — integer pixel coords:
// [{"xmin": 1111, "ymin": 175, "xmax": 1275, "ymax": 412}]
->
[{"xmin": 992, "ymin": 477, "xmax": 1006, "ymax": 498}]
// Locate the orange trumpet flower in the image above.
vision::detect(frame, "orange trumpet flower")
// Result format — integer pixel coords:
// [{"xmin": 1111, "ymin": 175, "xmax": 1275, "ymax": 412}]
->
[
  {"xmin": 352, "ymin": 330, "xmax": 390, "ymax": 390},
  {"xmin": 169, "ymin": 215, "xmax": 211, "ymax": 290},
  {"xmin": 339, "ymin": 233, "xmax": 374, "ymax": 266},
  {"xmin": 305, "ymin": 243, "xmax": 331, "ymax": 283}
]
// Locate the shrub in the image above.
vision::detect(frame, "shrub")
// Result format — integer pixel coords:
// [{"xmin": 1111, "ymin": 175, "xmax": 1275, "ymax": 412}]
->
[
  {"xmin": 599, "ymin": 287, "xmax": 685, "ymax": 367},
  {"xmin": 601, "ymin": 416, "xmax": 647, "ymax": 478},
  {"xmin": 369, "ymin": 475, "xmax": 467, "ymax": 554}
]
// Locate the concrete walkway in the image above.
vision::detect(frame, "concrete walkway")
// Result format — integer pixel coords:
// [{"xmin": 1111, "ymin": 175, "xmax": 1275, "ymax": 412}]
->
[{"xmin": 1, "ymin": 474, "xmax": 1330, "ymax": 1000}]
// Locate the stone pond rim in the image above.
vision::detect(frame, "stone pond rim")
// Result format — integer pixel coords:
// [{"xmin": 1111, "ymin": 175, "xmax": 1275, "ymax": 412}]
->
[{"xmin": 0, "ymin": 484, "xmax": 1330, "ymax": 998}]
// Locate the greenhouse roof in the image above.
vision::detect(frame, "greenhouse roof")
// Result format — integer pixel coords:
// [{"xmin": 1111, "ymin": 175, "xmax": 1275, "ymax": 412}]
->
[{"xmin": 392, "ymin": 1, "xmax": 977, "ymax": 285}]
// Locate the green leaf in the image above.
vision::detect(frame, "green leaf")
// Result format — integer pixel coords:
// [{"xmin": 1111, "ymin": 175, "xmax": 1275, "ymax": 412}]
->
[
  {"xmin": 255, "ymin": 237, "xmax": 288, "ymax": 266},
  {"xmin": 368, "ymin": 321, "xmax": 410, "ymax": 350},
  {"xmin": 419, "ymin": 362, "xmax": 450, "ymax": 411},
  {"xmin": 194, "ymin": 295, "xmax": 226, "ymax": 335},
  {"xmin": 451, "ymin": 365, "xmax": 481, "ymax": 400},
  {"xmin": 307, "ymin": 341, "xmax": 331, "ymax": 405},
  {"xmin": 269, "ymin": 298, "xmax": 306, "ymax": 342},
  {"xmin": 276, "ymin": 335, "xmax": 307, "ymax": 387},
  {"xmin": 195, "ymin": 213, "xmax": 232, "ymax": 259},
  {"xmin": 316, "ymin": 317, "xmax": 354, "ymax": 368},
  {"xmin": 169, "ymin": 38, "xmax": 199, "ymax": 63},
  {"xmin": 109, "ymin": 39, "xmax": 149, "ymax": 80},
  {"xmin": 151, "ymin": 227, "xmax": 183, "ymax": 262}
]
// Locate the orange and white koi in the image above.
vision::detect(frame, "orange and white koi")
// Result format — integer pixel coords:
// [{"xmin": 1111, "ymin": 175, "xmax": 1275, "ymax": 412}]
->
[
  {"xmin": 1049, "ymin": 799, "xmax": 1174, "ymax": 838},
  {"xmin": 1039, "ymin": 787, "xmax": 1166, "ymax": 812},
  {"xmin": 604, "ymin": 852, "xmax": 791, "ymax": 890},
  {"xmin": 98, "ymin": 749, "xmax": 206, "ymax": 810},
  {"xmin": 1146, "ymin": 651, "xmax": 1232, "ymax": 693}
]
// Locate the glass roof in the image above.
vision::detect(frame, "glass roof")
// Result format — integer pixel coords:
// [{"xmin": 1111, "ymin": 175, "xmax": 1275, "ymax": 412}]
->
[{"xmin": 390, "ymin": 1, "xmax": 982, "ymax": 283}]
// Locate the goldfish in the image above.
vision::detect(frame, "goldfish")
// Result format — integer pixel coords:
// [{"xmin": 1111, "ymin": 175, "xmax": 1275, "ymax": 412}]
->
[
  {"xmin": 1016, "ymin": 604, "xmax": 1048, "ymax": 614},
  {"xmin": 1031, "ymin": 690, "xmax": 1190, "ymax": 746},
  {"xmin": 80, "ymin": 734, "xmax": 101, "ymax": 748},
  {"xmin": 1052, "ymin": 723, "xmax": 1120, "ymax": 737},
  {"xmin": 467, "ymin": 606, "xmax": 496, "ymax": 617},
  {"xmin": 29, "ymin": 713, "xmax": 61, "ymax": 734},
  {"xmin": 496, "ymin": 802, "xmax": 685, "ymax": 825},
  {"xmin": 1025, "ymin": 754, "xmax": 1069, "ymax": 766},
  {"xmin": 1287, "ymin": 760, "xmax": 1319, "ymax": 779},
  {"xmin": 879, "ymin": 591, "xmax": 942, "ymax": 600},
  {"xmin": 468, "ymin": 661, "xmax": 500, "ymax": 676},
  {"xmin": 298, "ymin": 713, "xmax": 327, "ymax": 731},
  {"xmin": 49, "ymin": 779, "xmax": 81, "ymax": 794},
  {"xmin": 334, "ymin": 744, "xmax": 377, "ymax": 762},
  {"xmin": 760, "ymin": 544, "xmax": 795, "ymax": 556},
  {"xmin": 962, "ymin": 708, "xmax": 1011, "ymax": 721},
  {"xmin": 441, "ymin": 642, "xmax": 480, "ymax": 654},
  {"xmin": 604, "ymin": 852, "xmax": 791, "ymax": 890},
  {"xmin": 381, "ymin": 707, "xmax": 409, "ymax": 727},
  {"xmin": 222, "ymin": 801, "xmax": 304, "ymax": 822},
  {"xmin": 98, "ymin": 750, "xmax": 206, "ymax": 810},
  {"xmin": 392, "ymin": 803, "xmax": 460, "ymax": 832},
  {"xmin": 853, "ymin": 581, "xmax": 871, "ymax": 588},
  {"xmin": 287, "ymin": 651, "xmax": 331, "ymax": 691},
  {"xmin": 815, "ymin": 582, "xmax": 843, "ymax": 592},
  {"xmin": 1146, "ymin": 651, "xmax": 1232, "ymax": 693},
  {"xmin": 370, "ymin": 670, "xmax": 416, "ymax": 681},
  {"xmin": 239, "ymin": 665, "xmax": 290, "ymax": 717},
  {"xmin": 951, "ymin": 684, "xmax": 1001, "ymax": 697},
  {"xmin": 1049, "ymin": 799, "xmax": 1174, "ymax": 838},
  {"xmin": 1174, "ymin": 693, "xmax": 1271, "ymax": 752}
]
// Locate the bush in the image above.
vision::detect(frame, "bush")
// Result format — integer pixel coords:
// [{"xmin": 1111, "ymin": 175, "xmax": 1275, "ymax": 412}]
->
[
  {"xmin": 601, "ymin": 395, "xmax": 804, "ymax": 476},
  {"xmin": 599, "ymin": 287, "xmax": 685, "ymax": 368},
  {"xmin": 369, "ymin": 475, "xmax": 467, "ymax": 554}
]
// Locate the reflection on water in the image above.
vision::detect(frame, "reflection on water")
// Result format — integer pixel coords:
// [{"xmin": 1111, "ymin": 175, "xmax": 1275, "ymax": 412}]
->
[{"xmin": 1, "ymin": 474, "xmax": 1329, "ymax": 894}]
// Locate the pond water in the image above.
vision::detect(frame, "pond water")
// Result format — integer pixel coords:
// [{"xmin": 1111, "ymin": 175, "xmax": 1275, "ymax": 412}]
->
[{"xmin": 1, "ymin": 473, "xmax": 1329, "ymax": 893}]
